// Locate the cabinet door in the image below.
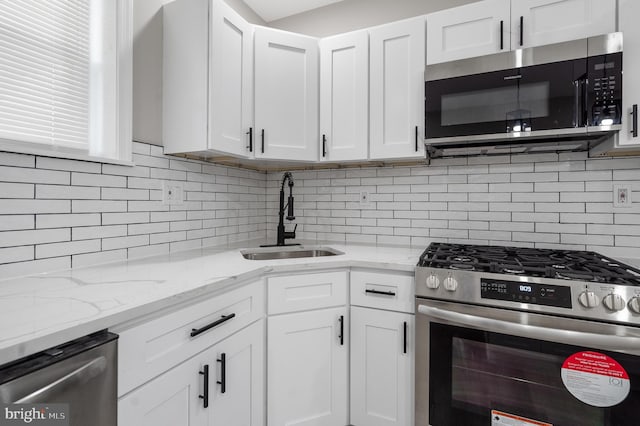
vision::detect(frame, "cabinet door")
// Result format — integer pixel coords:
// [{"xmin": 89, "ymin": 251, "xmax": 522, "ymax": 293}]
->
[
  {"xmin": 254, "ymin": 27, "xmax": 319, "ymax": 162},
  {"xmin": 209, "ymin": 320, "xmax": 265, "ymax": 426},
  {"xmin": 118, "ymin": 354, "xmax": 207, "ymax": 426},
  {"xmin": 350, "ymin": 307, "xmax": 414, "ymax": 426},
  {"xmin": 209, "ymin": 0, "xmax": 254, "ymax": 158},
  {"xmin": 512, "ymin": 0, "xmax": 616, "ymax": 49},
  {"xmin": 267, "ymin": 307, "xmax": 348, "ymax": 426},
  {"xmin": 319, "ymin": 30, "xmax": 369, "ymax": 162},
  {"xmin": 426, "ymin": 0, "xmax": 510, "ymax": 64},
  {"xmin": 369, "ymin": 17, "xmax": 425, "ymax": 160},
  {"xmin": 618, "ymin": 0, "xmax": 640, "ymax": 147}
]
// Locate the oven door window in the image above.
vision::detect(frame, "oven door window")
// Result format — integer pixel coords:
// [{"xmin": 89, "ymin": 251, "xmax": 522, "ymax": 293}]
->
[
  {"xmin": 429, "ymin": 323, "xmax": 640, "ymax": 426},
  {"xmin": 425, "ymin": 58, "xmax": 587, "ymax": 139}
]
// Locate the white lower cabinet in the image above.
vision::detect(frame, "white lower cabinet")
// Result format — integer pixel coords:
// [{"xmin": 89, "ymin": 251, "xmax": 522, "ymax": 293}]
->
[
  {"xmin": 350, "ymin": 306, "xmax": 414, "ymax": 426},
  {"xmin": 118, "ymin": 319, "xmax": 264, "ymax": 426},
  {"xmin": 267, "ymin": 307, "xmax": 348, "ymax": 426}
]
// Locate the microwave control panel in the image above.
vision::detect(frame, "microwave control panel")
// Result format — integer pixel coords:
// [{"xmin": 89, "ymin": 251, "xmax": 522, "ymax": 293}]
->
[
  {"xmin": 588, "ymin": 52, "xmax": 623, "ymax": 126},
  {"xmin": 480, "ymin": 279, "xmax": 573, "ymax": 308}
]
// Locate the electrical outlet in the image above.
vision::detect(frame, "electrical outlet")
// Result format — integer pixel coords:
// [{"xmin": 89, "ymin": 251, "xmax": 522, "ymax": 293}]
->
[
  {"xmin": 613, "ymin": 184, "xmax": 632, "ymax": 208},
  {"xmin": 359, "ymin": 191, "xmax": 370, "ymax": 206},
  {"xmin": 162, "ymin": 181, "xmax": 184, "ymax": 205}
]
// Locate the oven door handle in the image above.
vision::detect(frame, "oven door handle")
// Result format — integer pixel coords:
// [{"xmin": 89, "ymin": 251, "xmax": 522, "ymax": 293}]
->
[{"xmin": 418, "ymin": 305, "xmax": 640, "ymax": 351}]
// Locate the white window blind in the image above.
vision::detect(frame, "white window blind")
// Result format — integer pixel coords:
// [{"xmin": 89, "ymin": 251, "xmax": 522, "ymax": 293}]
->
[{"xmin": 0, "ymin": 0, "xmax": 91, "ymax": 150}]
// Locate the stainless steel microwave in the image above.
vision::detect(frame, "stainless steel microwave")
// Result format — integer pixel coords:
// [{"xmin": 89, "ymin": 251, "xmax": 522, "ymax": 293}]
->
[{"xmin": 425, "ymin": 33, "xmax": 623, "ymax": 151}]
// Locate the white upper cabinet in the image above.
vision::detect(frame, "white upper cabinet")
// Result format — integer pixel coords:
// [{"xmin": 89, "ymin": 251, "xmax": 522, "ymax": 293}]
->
[
  {"xmin": 618, "ymin": 0, "xmax": 640, "ymax": 147},
  {"xmin": 319, "ymin": 30, "xmax": 369, "ymax": 162},
  {"xmin": 426, "ymin": 0, "xmax": 510, "ymax": 65},
  {"xmin": 209, "ymin": 0, "xmax": 254, "ymax": 157},
  {"xmin": 163, "ymin": 0, "xmax": 254, "ymax": 158},
  {"xmin": 369, "ymin": 17, "xmax": 426, "ymax": 160},
  {"xmin": 254, "ymin": 27, "xmax": 319, "ymax": 162},
  {"xmin": 427, "ymin": 0, "xmax": 616, "ymax": 65},
  {"xmin": 512, "ymin": 0, "xmax": 616, "ymax": 49}
]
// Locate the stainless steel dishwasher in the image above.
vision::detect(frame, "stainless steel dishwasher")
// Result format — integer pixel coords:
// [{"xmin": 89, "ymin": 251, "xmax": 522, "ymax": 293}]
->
[{"xmin": 0, "ymin": 330, "xmax": 118, "ymax": 426}]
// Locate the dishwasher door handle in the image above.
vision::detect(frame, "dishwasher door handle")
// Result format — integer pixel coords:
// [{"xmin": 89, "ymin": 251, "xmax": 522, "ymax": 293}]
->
[
  {"xmin": 16, "ymin": 356, "xmax": 107, "ymax": 403},
  {"xmin": 418, "ymin": 304, "xmax": 640, "ymax": 351}
]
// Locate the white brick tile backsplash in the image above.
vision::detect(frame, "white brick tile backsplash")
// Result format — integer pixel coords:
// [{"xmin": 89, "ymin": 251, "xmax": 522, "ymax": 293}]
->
[
  {"xmin": 1, "ymin": 142, "xmax": 640, "ymax": 279},
  {"xmin": 0, "ymin": 215, "xmax": 34, "ymax": 231}
]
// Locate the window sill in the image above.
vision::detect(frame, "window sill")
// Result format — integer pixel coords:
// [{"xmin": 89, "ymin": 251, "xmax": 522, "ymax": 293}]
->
[{"xmin": 0, "ymin": 139, "xmax": 135, "ymax": 167}]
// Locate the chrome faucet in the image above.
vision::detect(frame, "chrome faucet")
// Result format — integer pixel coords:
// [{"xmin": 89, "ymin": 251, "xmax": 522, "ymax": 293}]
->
[{"xmin": 262, "ymin": 171, "xmax": 299, "ymax": 247}]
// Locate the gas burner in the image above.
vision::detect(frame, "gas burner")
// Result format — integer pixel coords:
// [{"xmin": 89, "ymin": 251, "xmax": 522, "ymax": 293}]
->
[
  {"xmin": 452, "ymin": 256, "xmax": 475, "ymax": 263},
  {"xmin": 450, "ymin": 263, "xmax": 475, "ymax": 271},
  {"xmin": 502, "ymin": 267, "xmax": 525, "ymax": 275}
]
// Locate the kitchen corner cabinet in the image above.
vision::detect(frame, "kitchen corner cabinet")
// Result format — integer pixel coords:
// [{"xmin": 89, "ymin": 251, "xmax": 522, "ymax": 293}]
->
[
  {"xmin": 163, "ymin": 0, "xmax": 253, "ymax": 158},
  {"xmin": 618, "ymin": 0, "xmax": 640, "ymax": 147},
  {"xmin": 426, "ymin": 0, "xmax": 616, "ymax": 65},
  {"xmin": 118, "ymin": 319, "xmax": 264, "ymax": 426},
  {"xmin": 350, "ymin": 307, "xmax": 414, "ymax": 426},
  {"xmin": 369, "ymin": 17, "xmax": 425, "ymax": 160},
  {"xmin": 426, "ymin": 0, "xmax": 510, "ymax": 65},
  {"xmin": 266, "ymin": 271, "xmax": 349, "ymax": 426},
  {"xmin": 254, "ymin": 27, "xmax": 319, "ymax": 162},
  {"xmin": 319, "ymin": 30, "xmax": 369, "ymax": 162}
]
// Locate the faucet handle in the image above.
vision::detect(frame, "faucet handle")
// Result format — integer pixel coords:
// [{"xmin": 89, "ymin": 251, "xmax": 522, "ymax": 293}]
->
[{"xmin": 284, "ymin": 224, "xmax": 297, "ymax": 240}]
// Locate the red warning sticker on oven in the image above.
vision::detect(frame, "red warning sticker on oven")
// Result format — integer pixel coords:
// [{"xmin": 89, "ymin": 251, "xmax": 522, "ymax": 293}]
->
[
  {"xmin": 491, "ymin": 409, "xmax": 552, "ymax": 426},
  {"xmin": 561, "ymin": 351, "xmax": 630, "ymax": 407}
]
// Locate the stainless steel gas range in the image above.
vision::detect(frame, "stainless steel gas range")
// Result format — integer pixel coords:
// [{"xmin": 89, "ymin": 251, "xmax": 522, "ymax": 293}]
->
[{"xmin": 415, "ymin": 242, "xmax": 640, "ymax": 426}]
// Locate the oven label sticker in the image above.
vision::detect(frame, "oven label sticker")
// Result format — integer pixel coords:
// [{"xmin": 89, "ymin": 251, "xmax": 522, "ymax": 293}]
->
[
  {"xmin": 491, "ymin": 409, "xmax": 552, "ymax": 426},
  {"xmin": 561, "ymin": 351, "xmax": 630, "ymax": 407}
]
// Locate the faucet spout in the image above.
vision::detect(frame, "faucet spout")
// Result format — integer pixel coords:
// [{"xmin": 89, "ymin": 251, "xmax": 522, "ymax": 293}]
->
[{"xmin": 261, "ymin": 172, "xmax": 300, "ymax": 247}]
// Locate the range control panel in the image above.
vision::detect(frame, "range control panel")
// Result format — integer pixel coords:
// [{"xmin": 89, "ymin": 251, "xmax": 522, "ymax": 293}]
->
[{"xmin": 480, "ymin": 279, "xmax": 573, "ymax": 309}]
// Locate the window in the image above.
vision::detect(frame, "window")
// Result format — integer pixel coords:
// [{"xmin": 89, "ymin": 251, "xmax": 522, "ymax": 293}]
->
[{"xmin": 0, "ymin": 0, "xmax": 132, "ymax": 163}]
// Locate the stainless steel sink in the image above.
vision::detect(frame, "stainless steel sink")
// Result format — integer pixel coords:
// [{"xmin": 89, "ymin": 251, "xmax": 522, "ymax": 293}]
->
[{"xmin": 240, "ymin": 246, "xmax": 343, "ymax": 261}]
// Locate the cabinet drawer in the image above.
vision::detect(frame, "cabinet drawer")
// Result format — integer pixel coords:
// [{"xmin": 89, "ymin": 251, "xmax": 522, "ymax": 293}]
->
[
  {"xmin": 268, "ymin": 271, "xmax": 348, "ymax": 314},
  {"xmin": 350, "ymin": 271, "xmax": 414, "ymax": 313},
  {"xmin": 117, "ymin": 280, "xmax": 264, "ymax": 396}
]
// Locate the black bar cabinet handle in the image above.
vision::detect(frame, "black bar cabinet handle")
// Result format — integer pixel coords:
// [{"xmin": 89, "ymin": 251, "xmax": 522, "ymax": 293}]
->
[
  {"xmin": 199, "ymin": 364, "xmax": 209, "ymax": 408},
  {"xmin": 217, "ymin": 353, "xmax": 226, "ymax": 394},
  {"xmin": 500, "ymin": 20, "xmax": 504, "ymax": 50},
  {"xmin": 414, "ymin": 126, "xmax": 418, "ymax": 152},
  {"xmin": 632, "ymin": 104, "xmax": 638, "ymax": 138},
  {"xmin": 190, "ymin": 313, "xmax": 236, "ymax": 337},
  {"xmin": 403, "ymin": 321, "xmax": 407, "ymax": 354},
  {"xmin": 246, "ymin": 127, "xmax": 253, "ymax": 152},
  {"xmin": 338, "ymin": 315, "xmax": 344, "ymax": 346},
  {"xmin": 261, "ymin": 129, "xmax": 265, "ymax": 153},
  {"xmin": 519, "ymin": 16, "xmax": 524, "ymax": 46},
  {"xmin": 322, "ymin": 134, "xmax": 327, "ymax": 157},
  {"xmin": 365, "ymin": 288, "xmax": 396, "ymax": 297}
]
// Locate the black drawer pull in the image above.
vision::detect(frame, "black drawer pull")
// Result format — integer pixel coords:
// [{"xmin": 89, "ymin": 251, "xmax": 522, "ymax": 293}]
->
[
  {"xmin": 199, "ymin": 364, "xmax": 209, "ymax": 408},
  {"xmin": 190, "ymin": 313, "xmax": 236, "ymax": 338},
  {"xmin": 338, "ymin": 315, "xmax": 344, "ymax": 346},
  {"xmin": 365, "ymin": 289, "xmax": 396, "ymax": 297},
  {"xmin": 403, "ymin": 321, "xmax": 407, "ymax": 354},
  {"xmin": 632, "ymin": 104, "xmax": 638, "ymax": 138},
  {"xmin": 246, "ymin": 127, "xmax": 253, "ymax": 152},
  {"xmin": 217, "ymin": 353, "xmax": 226, "ymax": 394}
]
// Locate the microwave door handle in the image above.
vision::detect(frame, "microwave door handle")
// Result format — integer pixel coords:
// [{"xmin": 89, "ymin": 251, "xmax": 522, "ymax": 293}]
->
[
  {"xmin": 418, "ymin": 305, "xmax": 640, "ymax": 351},
  {"xmin": 15, "ymin": 356, "xmax": 107, "ymax": 403},
  {"xmin": 574, "ymin": 80, "xmax": 581, "ymax": 127}
]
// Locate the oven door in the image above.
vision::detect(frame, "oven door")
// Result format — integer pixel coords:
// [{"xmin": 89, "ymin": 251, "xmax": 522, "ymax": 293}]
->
[
  {"xmin": 425, "ymin": 58, "xmax": 587, "ymax": 143},
  {"xmin": 415, "ymin": 298, "xmax": 640, "ymax": 426}
]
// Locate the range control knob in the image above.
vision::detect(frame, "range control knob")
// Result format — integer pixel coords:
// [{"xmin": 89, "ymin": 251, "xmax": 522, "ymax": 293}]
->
[
  {"xmin": 628, "ymin": 297, "xmax": 640, "ymax": 314},
  {"xmin": 425, "ymin": 274, "xmax": 440, "ymax": 289},
  {"xmin": 603, "ymin": 293, "xmax": 626, "ymax": 312},
  {"xmin": 443, "ymin": 276, "xmax": 458, "ymax": 292},
  {"xmin": 578, "ymin": 291, "xmax": 600, "ymax": 308}
]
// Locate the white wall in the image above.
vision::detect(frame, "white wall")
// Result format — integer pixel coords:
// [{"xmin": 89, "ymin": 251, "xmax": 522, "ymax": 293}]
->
[
  {"xmin": 268, "ymin": 0, "xmax": 479, "ymax": 37},
  {"xmin": 132, "ymin": 0, "xmax": 265, "ymax": 146}
]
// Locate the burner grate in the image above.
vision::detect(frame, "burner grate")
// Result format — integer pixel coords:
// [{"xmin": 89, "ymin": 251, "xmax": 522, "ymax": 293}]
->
[{"xmin": 418, "ymin": 242, "xmax": 640, "ymax": 285}]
